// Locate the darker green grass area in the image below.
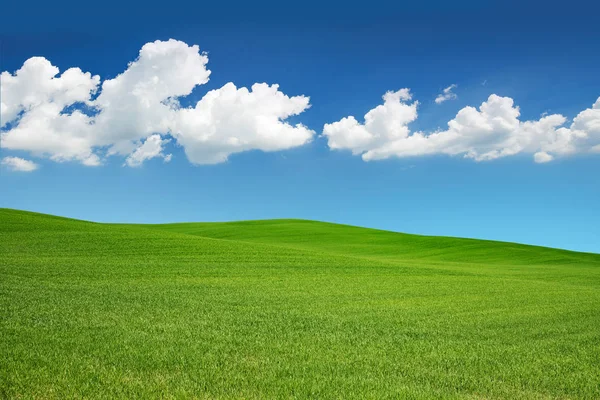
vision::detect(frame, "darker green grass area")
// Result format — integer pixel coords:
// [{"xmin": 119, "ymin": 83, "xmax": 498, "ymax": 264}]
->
[
  {"xmin": 142, "ymin": 219, "xmax": 600, "ymax": 265},
  {"xmin": 1, "ymin": 208, "xmax": 600, "ymax": 399}
]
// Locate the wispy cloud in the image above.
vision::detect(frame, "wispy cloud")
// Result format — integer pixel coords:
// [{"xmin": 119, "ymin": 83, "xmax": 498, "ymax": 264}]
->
[
  {"xmin": 1, "ymin": 156, "xmax": 39, "ymax": 172},
  {"xmin": 434, "ymin": 84, "xmax": 458, "ymax": 104}
]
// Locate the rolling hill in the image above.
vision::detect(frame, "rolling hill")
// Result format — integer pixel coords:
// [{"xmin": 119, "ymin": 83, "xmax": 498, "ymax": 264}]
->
[{"xmin": 1, "ymin": 208, "xmax": 599, "ymax": 399}]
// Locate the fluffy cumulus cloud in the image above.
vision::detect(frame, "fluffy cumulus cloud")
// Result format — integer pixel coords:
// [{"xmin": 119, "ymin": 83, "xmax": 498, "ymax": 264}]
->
[
  {"xmin": 324, "ymin": 89, "xmax": 418, "ymax": 155},
  {"xmin": 1, "ymin": 156, "xmax": 39, "ymax": 172},
  {"xmin": 4, "ymin": 40, "xmax": 599, "ymax": 168},
  {"xmin": 435, "ymin": 84, "xmax": 457, "ymax": 104},
  {"xmin": 1, "ymin": 39, "xmax": 314, "ymax": 167},
  {"xmin": 323, "ymin": 91, "xmax": 600, "ymax": 163},
  {"xmin": 1, "ymin": 57, "xmax": 102, "ymax": 165},
  {"xmin": 174, "ymin": 82, "xmax": 313, "ymax": 164}
]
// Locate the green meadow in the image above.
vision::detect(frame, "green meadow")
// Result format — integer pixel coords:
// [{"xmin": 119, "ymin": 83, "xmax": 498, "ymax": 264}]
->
[{"xmin": 1, "ymin": 208, "xmax": 599, "ymax": 399}]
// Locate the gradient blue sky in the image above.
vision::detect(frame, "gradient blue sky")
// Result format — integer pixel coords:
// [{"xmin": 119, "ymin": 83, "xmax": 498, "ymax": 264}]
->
[{"xmin": 1, "ymin": 0, "xmax": 599, "ymax": 252}]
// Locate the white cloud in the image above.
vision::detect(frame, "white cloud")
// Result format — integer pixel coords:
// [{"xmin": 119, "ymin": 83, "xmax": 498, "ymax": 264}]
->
[
  {"xmin": 1, "ymin": 39, "xmax": 314, "ymax": 167},
  {"xmin": 533, "ymin": 151, "xmax": 554, "ymax": 163},
  {"xmin": 124, "ymin": 134, "xmax": 172, "ymax": 167},
  {"xmin": 323, "ymin": 91, "xmax": 600, "ymax": 163},
  {"xmin": 4, "ymin": 41, "xmax": 599, "ymax": 168},
  {"xmin": 174, "ymin": 82, "xmax": 313, "ymax": 164},
  {"xmin": 1, "ymin": 57, "xmax": 101, "ymax": 165},
  {"xmin": 1, "ymin": 156, "xmax": 39, "ymax": 172},
  {"xmin": 0, "ymin": 57, "xmax": 100, "ymax": 128},
  {"xmin": 323, "ymin": 89, "xmax": 417, "ymax": 156},
  {"xmin": 95, "ymin": 39, "xmax": 211, "ymax": 158},
  {"xmin": 434, "ymin": 84, "xmax": 457, "ymax": 104}
]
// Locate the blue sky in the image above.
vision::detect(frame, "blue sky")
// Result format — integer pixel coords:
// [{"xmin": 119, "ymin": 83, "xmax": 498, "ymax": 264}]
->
[{"xmin": 1, "ymin": 0, "xmax": 599, "ymax": 253}]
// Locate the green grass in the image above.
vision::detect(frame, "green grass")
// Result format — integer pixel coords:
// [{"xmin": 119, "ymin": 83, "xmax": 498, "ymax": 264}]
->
[{"xmin": 1, "ymin": 208, "xmax": 599, "ymax": 399}]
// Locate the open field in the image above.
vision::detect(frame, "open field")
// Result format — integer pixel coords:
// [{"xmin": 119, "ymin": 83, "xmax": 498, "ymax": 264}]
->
[{"xmin": 1, "ymin": 208, "xmax": 599, "ymax": 399}]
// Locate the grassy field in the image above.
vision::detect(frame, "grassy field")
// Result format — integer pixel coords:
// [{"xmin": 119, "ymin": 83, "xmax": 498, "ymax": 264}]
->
[{"xmin": 1, "ymin": 208, "xmax": 599, "ymax": 399}]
